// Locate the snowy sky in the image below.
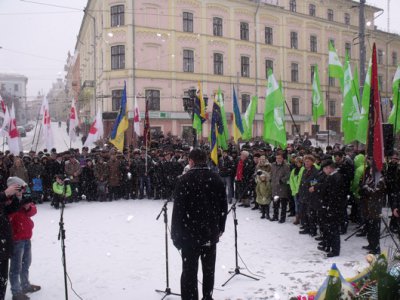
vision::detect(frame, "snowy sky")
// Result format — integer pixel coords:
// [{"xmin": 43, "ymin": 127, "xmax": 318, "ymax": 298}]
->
[{"xmin": 0, "ymin": 0, "xmax": 397, "ymax": 100}]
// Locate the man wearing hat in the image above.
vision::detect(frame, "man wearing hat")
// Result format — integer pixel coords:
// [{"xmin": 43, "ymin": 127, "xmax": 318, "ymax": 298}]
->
[{"xmin": 314, "ymin": 159, "xmax": 345, "ymax": 257}]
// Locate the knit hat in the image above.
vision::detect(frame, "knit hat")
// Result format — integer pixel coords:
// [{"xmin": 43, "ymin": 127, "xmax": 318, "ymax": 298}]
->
[{"xmin": 7, "ymin": 176, "xmax": 27, "ymax": 188}]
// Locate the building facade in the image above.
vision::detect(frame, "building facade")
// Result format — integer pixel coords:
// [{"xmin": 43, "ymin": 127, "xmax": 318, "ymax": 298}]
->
[
  {"xmin": 66, "ymin": 0, "xmax": 400, "ymax": 145},
  {"xmin": 47, "ymin": 78, "xmax": 69, "ymax": 122},
  {"xmin": 0, "ymin": 73, "xmax": 28, "ymax": 125}
]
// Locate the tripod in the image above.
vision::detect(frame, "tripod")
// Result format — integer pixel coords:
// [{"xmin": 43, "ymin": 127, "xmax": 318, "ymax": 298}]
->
[
  {"xmin": 381, "ymin": 217, "xmax": 400, "ymax": 251},
  {"xmin": 58, "ymin": 196, "xmax": 69, "ymax": 300},
  {"xmin": 155, "ymin": 200, "xmax": 180, "ymax": 299},
  {"xmin": 222, "ymin": 201, "xmax": 259, "ymax": 287}
]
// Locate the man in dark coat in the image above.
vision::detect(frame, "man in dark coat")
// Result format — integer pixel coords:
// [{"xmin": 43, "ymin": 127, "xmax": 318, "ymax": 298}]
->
[
  {"xmin": 315, "ymin": 159, "xmax": 345, "ymax": 257},
  {"xmin": 171, "ymin": 149, "xmax": 227, "ymax": 300},
  {"xmin": 0, "ymin": 179, "xmax": 25, "ymax": 300}
]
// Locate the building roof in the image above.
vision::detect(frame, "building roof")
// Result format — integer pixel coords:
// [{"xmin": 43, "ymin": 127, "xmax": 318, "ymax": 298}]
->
[{"xmin": 0, "ymin": 73, "xmax": 28, "ymax": 82}]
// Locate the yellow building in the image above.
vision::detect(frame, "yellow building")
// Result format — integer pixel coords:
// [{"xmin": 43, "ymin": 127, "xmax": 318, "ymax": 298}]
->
[{"xmin": 66, "ymin": 0, "xmax": 400, "ymax": 145}]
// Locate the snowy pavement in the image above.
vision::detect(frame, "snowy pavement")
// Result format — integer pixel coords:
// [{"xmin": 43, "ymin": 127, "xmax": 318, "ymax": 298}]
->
[{"xmin": 8, "ymin": 199, "xmax": 395, "ymax": 300}]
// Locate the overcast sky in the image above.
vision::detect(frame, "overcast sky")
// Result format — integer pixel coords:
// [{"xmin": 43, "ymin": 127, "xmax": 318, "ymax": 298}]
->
[{"xmin": 0, "ymin": 0, "xmax": 398, "ymax": 100}]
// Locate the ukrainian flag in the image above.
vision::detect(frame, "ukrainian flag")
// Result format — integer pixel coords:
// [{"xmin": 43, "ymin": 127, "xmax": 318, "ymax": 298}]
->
[
  {"xmin": 193, "ymin": 81, "xmax": 206, "ymax": 133},
  {"xmin": 210, "ymin": 100, "xmax": 224, "ymax": 166},
  {"xmin": 232, "ymin": 86, "xmax": 244, "ymax": 143},
  {"xmin": 110, "ymin": 82, "xmax": 129, "ymax": 151}
]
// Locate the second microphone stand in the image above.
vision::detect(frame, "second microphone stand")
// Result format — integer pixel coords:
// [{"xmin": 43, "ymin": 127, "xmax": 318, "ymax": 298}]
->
[
  {"xmin": 155, "ymin": 200, "xmax": 180, "ymax": 299},
  {"xmin": 222, "ymin": 200, "xmax": 259, "ymax": 286},
  {"xmin": 58, "ymin": 184, "xmax": 69, "ymax": 300}
]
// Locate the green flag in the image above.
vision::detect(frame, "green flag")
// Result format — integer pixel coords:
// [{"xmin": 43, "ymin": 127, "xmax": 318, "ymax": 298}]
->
[
  {"xmin": 328, "ymin": 41, "xmax": 344, "ymax": 91},
  {"xmin": 263, "ymin": 69, "xmax": 287, "ymax": 149},
  {"xmin": 312, "ymin": 65, "xmax": 325, "ymax": 123},
  {"xmin": 242, "ymin": 96, "xmax": 258, "ymax": 140},
  {"xmin": 342, "ymin": 53, "xmax": 361, "ymax": 144},
  {"xmin": 353, "ymin": 64, "xmax": 360, "ymax": 102},
  {"xmin": 214, "ymin": 88, "xmax": 228, "ymax": 149},
  {"xmin": 388, "ymin": 65, "xmax": 400, "ymax": 132},
  {"xmin": 356, "ymin": 59, "xmax": 372, "ymax": 144}
]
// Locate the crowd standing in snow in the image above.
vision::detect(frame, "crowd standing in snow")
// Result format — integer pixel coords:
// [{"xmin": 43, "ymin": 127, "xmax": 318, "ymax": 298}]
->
[{"xmin": 0, "ymin": 138, "xmax": 398, "ymax": 299}]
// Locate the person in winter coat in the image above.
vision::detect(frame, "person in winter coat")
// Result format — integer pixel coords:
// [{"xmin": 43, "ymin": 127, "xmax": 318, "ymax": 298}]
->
[
  {"xmin": 256, "ymin": 171, "xmax": 272, "ymax": 219},
  {"xmin": 349, "ymin": 153, "xmax": 366, "ymax": 225},
  {"xmin": 107, "ymin": 153, "xmax": 123, "ymax": 200},
  {"xmin": 0, "ymin": 159, "xmax": 9, "ymax": 191},
  {"xmin": 298, "ymin": 155, "xmax": 320, "ymax": 235},
  {"xmin": 64, "ymin": 156, "xmax": 81, "ymax": 202},
  {"xmin": 94, "ymin": 156, "xmax": 109, "ymax": 202},
  {"xmin": 8, "ymin": 193, "xmax": 41, "ymax": 300},
  {"xmin": 52, "ymin": 175, "xmax": 72, "ymax": 209},
  {"xmin": 235, "ymin": 151, "xmax": 255, "ymax": 207},
  {"xmin": 171, "ymin": 149, "xmax": 227, "ymax": 300},
  {"xmin": 315, "ymin": 159, "xmax": 345, "ymax": 258},
  {"xmin": 360, "ymin": 165, "xmax": 385, "ymax": 255},
  {"xmin": 289, "ymin": 156, "xmax": 304, "ymax": 225},
  {"xmin": 252, "ymin": 155, "xmax": 272, "ymax": 210},
  {"xmin": 218, "ymin": 150, "xmax": 235, "ymax": 204},
  {"xmin": 270, "ymin": 153, "xmax": 291, "ymax": 223},
  {"xmin": 27, "ymin": 157, "xmax": 44, "ymax": 204},
  {"xmin": 9, "ymin": 158, "xmax": 29, "ymax": 185},
  {"xmin": 80, "ymin": 159, "xmax": 96, "ymax": 201},
  {"xmin": 0, "ymin": 180, "xmax": 22, "ymax": 300}
]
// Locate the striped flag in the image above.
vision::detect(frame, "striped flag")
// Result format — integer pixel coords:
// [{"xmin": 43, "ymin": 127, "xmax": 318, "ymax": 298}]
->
[
  {"xmin": 110, "ymin": 82, "xmax": 129, "ymax": 151},
  {"xmin": 215, "ymin": 87, "xmax": 229, "ymax": 149},
  {"xmin": 328, "ymin": 41, "xmax": 344, "ymax": 91},
  {"xmin": 232, "ymin": 86, "xmax": 244, "ymax": 143},
  {"xmin": 242, "ymin": 96, "xmax": 258, "ymax": 140},
  {"xmin": 356, "ymin": 59, "xmax": 372, "ymax": 144},
  {"xmin": 388, "ymin": 64, "xmax": 400, "ymax": 132},
  {"xmin": 210, "ymin": 100, "xmax": 224, "ymax": 165},
  {"xmin": 312, "ymin": 65, "xmax": 325, "ymax": 123}
]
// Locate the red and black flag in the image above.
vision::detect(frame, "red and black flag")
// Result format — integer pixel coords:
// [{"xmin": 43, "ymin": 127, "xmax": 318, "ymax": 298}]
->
[{"xmin": 367, "ymin": 43, "xmax": 384, "ymax": 180}]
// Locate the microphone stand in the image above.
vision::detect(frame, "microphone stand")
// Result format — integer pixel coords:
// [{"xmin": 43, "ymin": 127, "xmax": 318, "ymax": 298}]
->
[
  {"xmin": 155, "ymin": 200, "xmax": 180, "ymax": 299},
  {"xmin": 222, "ymin": 200, "xmax": 259, "ymax": 287},
  {"xmin": 58, "ymin": 182, "xmax": 69, "ymax": 300}
]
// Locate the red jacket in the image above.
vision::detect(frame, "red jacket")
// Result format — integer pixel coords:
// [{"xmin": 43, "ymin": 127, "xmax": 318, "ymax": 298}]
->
[{"xmin": 9, "ymin": 203, "xmax": 37, "ymax": 241}]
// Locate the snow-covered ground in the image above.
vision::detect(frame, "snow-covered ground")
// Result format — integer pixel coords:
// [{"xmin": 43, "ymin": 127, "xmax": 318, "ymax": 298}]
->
[{"xmin": 5, "ymin": 199, "xmax": 396, "ymax": 300}]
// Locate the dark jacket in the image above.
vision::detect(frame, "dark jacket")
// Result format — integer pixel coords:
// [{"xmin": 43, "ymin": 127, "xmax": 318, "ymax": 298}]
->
[
  {"xmin": 171, "ymin": 164, "xmax": 228, "ymax": 249},
  {"xmin": 218, "ymin": 155, "xmax": 234, "ymax": 177},
  {"xmin": 0, "ymin": 192, "xmax": 20, "ymax": 260},
  {"xmin": 298, "ymin": 165, "xmax": 320, "ymax": 206},
  {"xmin": 319, "ymin": 170, "xmax": 346, "ymax": 223},
  {"xmin": 361, "ymin": 170, "xmax": 386, "ymax": 220}
]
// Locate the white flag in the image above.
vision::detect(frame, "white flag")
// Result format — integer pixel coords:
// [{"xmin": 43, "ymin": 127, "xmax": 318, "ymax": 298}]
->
[
  {"xmin": 41, "ymin": 98, "xmax": 54, "ymax": 150},
  {"xmin": 84, "ymin": 110, "xmax": 103, "ymax": 147},
  {"xmin": 0, "ymin": 105, "xmax": 10, "ymax": 138},
  {"xmin": 8, "ymin": 103, "xmax": 21, "ymax": 155},
  {"xmin": 133, "ymin": 97, "xmax": 141, "ymax": 136}
]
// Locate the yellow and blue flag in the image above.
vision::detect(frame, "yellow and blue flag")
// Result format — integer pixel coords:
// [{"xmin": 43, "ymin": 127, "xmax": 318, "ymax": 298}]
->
[
  {"xmin": 210, "ymin": 100, "xmax": 224, "ymax": 166},
  {"xmin": 193, "ymin": 81, "xmax": 206, "ymax": 133},
  {"xmin": 110, "ymin": 82, "xmax": 129, "ymax": 151},
  {"xmin": 232, "ymin": 86, "xmax": 244, "ymax": 143}
]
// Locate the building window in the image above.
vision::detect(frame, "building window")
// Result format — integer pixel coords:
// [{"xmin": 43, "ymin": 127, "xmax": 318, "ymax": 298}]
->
[
  {"xmin": 111, "ymin": 5, "xmax": 124, "ymax": 27},
  {"xmin": 292, "ymin": 97, "xmax": 299, "ymax": 115},
  {"xmin": 111, "ymin": 45, "xmax": 125, "ymax": 70},
  {"xmin": 213, "ymin": 53, "xmax": 223, "ymax": 75},
  {"xmin": 310, "ymin": 35, "xmax": 317, "ymax": 52},
  {"xmin": 289, "ymin": 0, "xmax": 296, "ymax": 12},
  {"xmin": 393, "ymin": 52, "xmax": 398, "ymax": 66},
  {"xmin": 146, "ymin": 89, "xmax": 160, "ymax": 111},
  {"xmin": 309, "ymin": 4, "xmax": 316, "ymax": 16},
  {"xmin": 265, "ymin": 59, "xmax": 273, "ymax": 78},
  {"xmin": 111, "ymin": 89, "xmax": 123, "ymax": 111},
  {"xmin": 291, "ymin": 63, "xmax": 299, "ymax": 82},
  {"xmin": 291, "ymin": 124, "xmax": 300, "ymax": 135},
  {"xmin": 14, "ymin": 84, "xmax": 19, "ymax": 92},
  {"xmin": 345, "ymin": 42, "xmax": 352, "ymax": 58},
  {"xmin": 378, "ymin": 75, "xmax": 383, "ymax": 89},
  {"xmin": 329, "ymin": 77, "xmax": 335, "ymax": 87},
  {"xmin": 241, "ymin": 94, "xmax": 250, "ymax": 112},
  {"xmin": 213, "ymin": 17, "xmax": 223, "ymax": 36},
  {"xmin": 183, "ymin": 12, "xmax": 193, "ymax": 32},
  {"xmin": 290, "ymin": 32, "xmax": 298, "ymax": 49},
  {"xmin": 378, "ymin": 49, "xmax": 383, "ymax": 65},
  {"xmin": 241, "ymin": 56, "xmax": 250, "ymax": 77},
  {"xmin": 310, "ymin": 65, "xmax": 316, "ymax": 83},
  {"xmin": 240, "ymin": 22, "xmax": 249, "ymax": 41},
  {"xmin": 344, "ymin": 13, "xmax": 350, "ymax": 25},
  {"xmin": 329, "ymin": 39, "xmax": 335, "ymax": 48},
  {"xmin": 265, "ymin": 27, "xmax": 273, "ymax": 45},
  {"xmin": 183, "ymin": 49, "xmax": 194, "ymax": 72},
  {"xmin": 327, "ymin": 9, "xmax": 334, "ymax": 21},
  {"xmin": 328, "ymin": 100, "xmax": 336, "ymax": 116}
]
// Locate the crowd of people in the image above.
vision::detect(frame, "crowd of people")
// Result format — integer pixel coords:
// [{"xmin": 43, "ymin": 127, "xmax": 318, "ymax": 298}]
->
[{"xmin": 0, "ymin": 138, "xmax": 399, "ymax": 299}]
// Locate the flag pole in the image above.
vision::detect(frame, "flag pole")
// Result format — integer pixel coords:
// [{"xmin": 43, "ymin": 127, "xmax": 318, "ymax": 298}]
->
[
  {"xmin": 34, "ymin": 122, "xmax": 42, "ymax": 152},
  {"xmin": 31, "ymin": 105, "xmax": 42, "ymax": 151},
  {"xmin": 284, "ymin": 100, "xmax": 301, "ymax": 138}
]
